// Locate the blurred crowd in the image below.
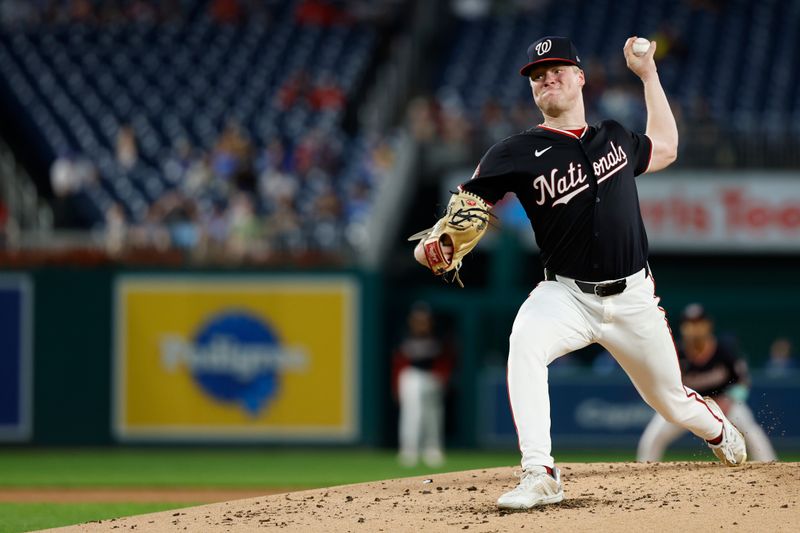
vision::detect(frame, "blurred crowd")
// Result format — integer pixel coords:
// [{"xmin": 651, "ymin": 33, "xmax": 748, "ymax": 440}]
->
[
  {"xmin": 417, "ymin": 1, "xmax": 747, "ymax": 170},
  {"xmin": 50, "ymin": 121, "xmax": 396, "ymax": 263},
  {"xmin": 409, "ymin": 68, "xmax": 731, "ymax": 174},
  {"xmin": 0, "ymin": 0, "xmax": 401, "ymax": 28},
  {"xmin": 0, "ymin": 0, "xmax": 406, "ymax": 262},
  {"xmin": 0, "ymin": 0, "xmax": 190, "ymax": 27}
]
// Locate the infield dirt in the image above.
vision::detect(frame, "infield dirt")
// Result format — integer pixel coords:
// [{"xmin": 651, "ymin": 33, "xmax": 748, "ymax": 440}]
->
[{"xmin": 47, "ymin": 462, "xmax": 798, "ymax": 532}]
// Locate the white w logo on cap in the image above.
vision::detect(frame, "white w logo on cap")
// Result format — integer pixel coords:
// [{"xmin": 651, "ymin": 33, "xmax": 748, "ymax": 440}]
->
[{"xmin": 535, "ymin": 39, "xmax": 552, "ymax": 56}]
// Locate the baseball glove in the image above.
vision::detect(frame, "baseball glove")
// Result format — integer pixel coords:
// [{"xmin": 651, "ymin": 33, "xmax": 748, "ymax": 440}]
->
[{"xmin": 409, "ymin": 190, "xmax": 493, "ymax": 288}]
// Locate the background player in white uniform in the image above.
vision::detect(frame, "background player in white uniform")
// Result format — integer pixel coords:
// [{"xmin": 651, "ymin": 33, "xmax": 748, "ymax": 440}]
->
[
  {"xmin": 414, "ymin": 35, "xmax": 747, "ymax": 509},
  {"xmin": 391, "ymin": 302, "xmax": 454, "ymax": 467},
  {"xmin": 637, "ymin": 303, "xmax": 777, "ymax": 462}
]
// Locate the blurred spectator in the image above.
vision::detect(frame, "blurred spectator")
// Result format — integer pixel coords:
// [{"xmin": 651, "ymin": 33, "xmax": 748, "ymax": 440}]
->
[
  {"xmin": 116, "ymin": 124, "xmax": 138, "ymax": 171},
  {"xmin": 392, "ymin": 302, "xmax": 455, "ymax": 468},
  {"xmin": 50, "ymin": 151, "xmax": 97, "ymax": 228},
  {"xmin": 308, "ymin": 74, "xmax": 346, "ymax": 111},
  {"xmin": 342, "ymin": 180, "xmax": 371, "ymax": 248},
  {"xmin": 264, "ymin": 196, "xmax": 304, "ymax": 254},
  {"xmin": 407, "ymin": 97, "xmax": 438, "ymax": 143},
  {"xmin": 306, "ymin": 185, "xmax": 344, "ymax": 252},
  {"xmin": 162, "ymin": 138, "xmax": 195, "ymax": 188},
  {"xmin": 276, "ymin": 70, "xmax": 311, "ymax": 111},
  {"xmin": 210, "ymin": 0, "xmax": 242, "ymax": 24},
  {"xmin": 426, "ymin": 98, "xmax": 473, "ymax": 176},
  {"xmin": 260, "ymin": 170, "xmax": 298, "ymax": 211},
  {"xmin": 764, "ymin": 337, "xmax": 796, "ymax": 377},
  {"xmin": 51, "ymin": 152, "xmax": 82, "ymax": 198},
  {"xmin": 211, "ymin": 120, "xmax": 254, "ymax": 188},
  {"xmin": 295, "ymin": 0, "xmax": 348, "ymax": 26},
  {"xmin": 104, "ymin": 202, "xmax": 127, "ymax": 257},
  {"xmin": 450, "ymin": 0, "xmax": 491, "ymax": 20},
  {"xmin": 130, "ymin": 205, "xmax": 171, "ymax": 252},
  {"xmin": 227, "ymin": 193, "xmax": 261, "ymax": 259},
  {"xmin": 183, "ymin": 153, "xmax": 214, "ymax": 197},
  {"xmin": 197, "ymin": 199, "xmax": 230, "ymax": 258},
  {"xmin": 159, "ymin": 192, "xmax": 199, "ymax": 250}
]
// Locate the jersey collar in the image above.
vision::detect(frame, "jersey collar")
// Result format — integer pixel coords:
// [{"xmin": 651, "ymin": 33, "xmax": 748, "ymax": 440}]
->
[{"xmin": 537, "ymin": 124, "xmax": 588, "ymax": 139}]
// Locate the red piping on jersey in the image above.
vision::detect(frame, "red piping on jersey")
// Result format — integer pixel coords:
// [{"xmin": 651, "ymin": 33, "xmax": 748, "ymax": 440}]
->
[
  {"xmin": 538, "ymin": 124, "xmax": 587, "ymax": 139},
  {"xmin": 457, "ymin": 184, "xmax": 494, "ymax": 206}
]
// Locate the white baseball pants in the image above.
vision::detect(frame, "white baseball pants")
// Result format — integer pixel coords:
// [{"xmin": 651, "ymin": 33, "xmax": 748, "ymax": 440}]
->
[
  {"xmin": 398, "ymin": 366, "xmax": 445, "ymax": 465},
  {"xmin": 637, "ymin": 401, "xmax": 777, "ymax": 462},
  {"xmin": 507, "ymin": 267, "xmax": 725, "ymax": 471}
]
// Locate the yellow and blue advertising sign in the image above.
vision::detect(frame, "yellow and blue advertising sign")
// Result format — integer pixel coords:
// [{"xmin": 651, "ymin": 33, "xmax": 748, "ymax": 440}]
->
[
  {"xmin": 0, "ymin": 274, "xmax": 32, "ymax": 442},
  {"xmin": 114, "ymin": 276, "xmax": 359, "ymax": 442}
]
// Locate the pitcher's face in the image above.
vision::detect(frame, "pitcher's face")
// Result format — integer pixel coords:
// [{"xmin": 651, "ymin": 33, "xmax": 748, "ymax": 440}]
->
[{"xmin": 530, "ymin": 64, "xmax": 585, "ymax": 115}]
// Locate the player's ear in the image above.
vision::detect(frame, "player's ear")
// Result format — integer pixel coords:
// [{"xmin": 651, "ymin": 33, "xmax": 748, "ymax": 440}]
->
[{"xmin": 577, "ymin": 67, "xmax": 585, "ymax": 87}]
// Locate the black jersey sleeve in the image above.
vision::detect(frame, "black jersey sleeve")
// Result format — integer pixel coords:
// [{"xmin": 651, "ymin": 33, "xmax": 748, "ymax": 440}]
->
[
  {"xmin": 631, "ymin": 131, "xmax": 653, "ymax": 176},
  {"xmin": 458, "ymin": 140, "xmax": 517, "ymax": 205},
  {"xmin": 607, "ymin": 120, "xmax": 653, "ymax": 176}
]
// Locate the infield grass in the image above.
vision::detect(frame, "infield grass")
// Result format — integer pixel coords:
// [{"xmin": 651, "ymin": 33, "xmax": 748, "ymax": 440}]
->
[
  {"xmin": 0, "ymin": 503, "xmax": 187, "ymax": 533},
  {"xmin": 0, "ymin": 448, "xmax": 798, "ymax": 532},
  {"xmin": 0, "ymin": 447, "xmax": 750, "ymax": 488}
]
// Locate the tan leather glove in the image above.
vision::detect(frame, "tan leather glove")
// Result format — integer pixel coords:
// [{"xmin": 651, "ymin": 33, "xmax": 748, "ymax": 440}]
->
[{"xmin": 409, "ymin": 190, "xmax": 492, "ymax": 288}]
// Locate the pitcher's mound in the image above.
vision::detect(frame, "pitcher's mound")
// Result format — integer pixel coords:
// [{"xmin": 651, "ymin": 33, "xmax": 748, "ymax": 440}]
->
[{"xmin": 51, "ymin": 462, "xmax": 799, "ymax": 532}]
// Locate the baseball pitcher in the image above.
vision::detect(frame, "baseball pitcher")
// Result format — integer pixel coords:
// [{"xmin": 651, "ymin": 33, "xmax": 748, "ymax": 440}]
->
[{"xmin": 411, "ymin": 36, "xmax": 747, "ymax": 510}]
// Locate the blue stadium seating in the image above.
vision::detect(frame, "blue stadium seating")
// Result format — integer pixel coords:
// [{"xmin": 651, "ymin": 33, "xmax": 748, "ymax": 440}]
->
[
  {"xmin": 437, "ymin": 0, "xmax": 800, "ymax": 133},
  {"xmin": 0, "ymin": 0, "xmax": 378, "ymax": 225}
]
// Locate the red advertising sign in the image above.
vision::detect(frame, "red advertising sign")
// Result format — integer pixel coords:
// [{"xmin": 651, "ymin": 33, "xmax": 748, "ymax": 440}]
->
[{"xmin": 637, "ymin": 173, "xmax": 800, "ymax": 251}]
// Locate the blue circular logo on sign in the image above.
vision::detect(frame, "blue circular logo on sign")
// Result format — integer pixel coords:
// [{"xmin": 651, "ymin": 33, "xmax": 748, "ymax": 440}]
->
[{"xmin": 192, "ymin": 312, "xmax": 280, "ymax": 416}]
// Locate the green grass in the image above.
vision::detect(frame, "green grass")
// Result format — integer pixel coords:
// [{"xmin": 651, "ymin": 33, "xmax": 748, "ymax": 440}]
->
[
  {"xmin": 0, "ymin": 449, "xmax": 523, "ymax": 488},
  {"xmin": 0, "ymin": 448, "xmax": 797, "ymax": 489},
  {"xmin": 0, "ymin": 503, "xmax": 189, "ymax": 533}
]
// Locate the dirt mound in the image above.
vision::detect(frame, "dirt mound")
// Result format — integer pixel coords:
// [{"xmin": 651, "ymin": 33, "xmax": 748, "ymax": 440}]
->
[{"xmin": 48, "ymin": 462, "xmax": 799, "ymax": 532}]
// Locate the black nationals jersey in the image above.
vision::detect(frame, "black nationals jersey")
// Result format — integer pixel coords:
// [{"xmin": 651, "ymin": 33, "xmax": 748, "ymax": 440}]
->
[
  {"xmin": 679, "ymin": 338, "xmax": 750, "ymax": 398},
  {"xmin": 460, "ymin": 120, "xmax": 653, "ymax": 281}
]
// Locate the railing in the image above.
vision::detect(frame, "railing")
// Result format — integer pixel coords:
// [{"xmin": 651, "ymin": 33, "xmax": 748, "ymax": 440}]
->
[{"xmin": 0, "ymin": 138, "xmax": 52, "ymax": 232}]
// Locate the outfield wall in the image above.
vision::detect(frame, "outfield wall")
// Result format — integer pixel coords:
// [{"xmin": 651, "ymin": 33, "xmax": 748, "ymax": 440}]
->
[{"xmin": 0, "ymin": 261, "xmax": 798, "ymax": 449}]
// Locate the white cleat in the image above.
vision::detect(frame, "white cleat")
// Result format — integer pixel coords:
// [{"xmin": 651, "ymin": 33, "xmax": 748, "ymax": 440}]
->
[
  {"xmin": 497, "ymin": 466, "xmax": 564, "ymax": 509},
  {"xmin": 705, "ymin": 397, "xmax": 747, "ymax": 467}
]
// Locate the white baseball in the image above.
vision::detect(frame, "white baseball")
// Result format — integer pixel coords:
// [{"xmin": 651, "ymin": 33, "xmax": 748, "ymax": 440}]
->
[{"xmin": 632, "ymin": 37, "xmax": 650, "ymax": 57}]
